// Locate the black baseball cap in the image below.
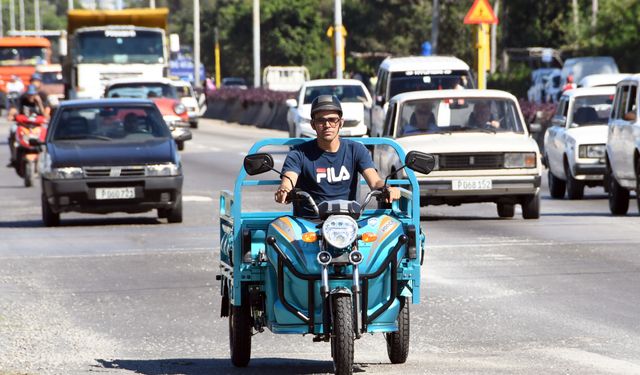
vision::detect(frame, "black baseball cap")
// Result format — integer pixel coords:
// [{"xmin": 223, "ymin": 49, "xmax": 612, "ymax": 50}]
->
[{"xmin": 310, "ymin": 95, "xmax": 342, "ymax": 118}]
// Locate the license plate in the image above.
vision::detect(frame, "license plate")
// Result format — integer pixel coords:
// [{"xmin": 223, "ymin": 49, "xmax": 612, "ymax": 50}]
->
[
  {"xmin": 451, "ymin": 178, "xmax": 492, "ymax": 191},
  {"xmin": 95, "ymin": 187, "xmax": 136, "ymax": 200}
]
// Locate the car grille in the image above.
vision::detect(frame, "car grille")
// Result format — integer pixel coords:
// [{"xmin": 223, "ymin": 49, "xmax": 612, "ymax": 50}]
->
[
  {"xmin": 439, "ymin": 153, "xmax": 504, "ymax": 170},
  {"xmin": 83, "ymin": 166, "xmax": 146, "ymax": 178}
]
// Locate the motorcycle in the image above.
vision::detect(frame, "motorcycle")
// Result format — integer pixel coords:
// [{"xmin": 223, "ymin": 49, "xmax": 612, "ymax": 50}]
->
[
  {"xmin": 218, "ymin": 138, "xmax": 435, "ymax": 374},
  {"xmin": 13, "ymin": 113, "xmax": 47, "ymax": 187}
]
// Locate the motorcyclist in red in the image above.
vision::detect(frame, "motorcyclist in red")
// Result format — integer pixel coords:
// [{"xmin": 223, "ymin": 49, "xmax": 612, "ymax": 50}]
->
[{"xmin": 6, "ymin": 84, "xmax": 49, "ymax": 168}]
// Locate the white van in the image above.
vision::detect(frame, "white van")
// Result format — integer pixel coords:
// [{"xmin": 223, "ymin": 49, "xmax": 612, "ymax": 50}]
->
[
  {"xmin": 369, "ymin": 56, "xmax": 473, "ymax": 137},
  {"xmin": 262, "ymin": 66, "xmax": 310, "ymax": 92}
]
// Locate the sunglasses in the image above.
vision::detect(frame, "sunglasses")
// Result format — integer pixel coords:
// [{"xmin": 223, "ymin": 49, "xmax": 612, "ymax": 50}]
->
[{"xmin": 313, "ymin": 117, "xmax": 341, "ymax": 127}]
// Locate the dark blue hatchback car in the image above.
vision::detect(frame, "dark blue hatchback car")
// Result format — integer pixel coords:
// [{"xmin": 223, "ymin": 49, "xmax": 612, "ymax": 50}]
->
[{"xmin": 39, "ymin": 99, "xmax": 183, "ymax": 226}]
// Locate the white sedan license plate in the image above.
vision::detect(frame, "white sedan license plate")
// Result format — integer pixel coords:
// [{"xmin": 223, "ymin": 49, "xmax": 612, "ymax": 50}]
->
[
  {"xmin": 451, "ymin": 178, "xmax": 492, "ymax": 191},
  {"xmin": 95, "ymin": 187, "xmax": 136, "ymax": 200}
]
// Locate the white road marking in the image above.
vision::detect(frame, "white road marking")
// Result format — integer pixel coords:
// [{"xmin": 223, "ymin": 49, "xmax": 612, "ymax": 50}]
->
[
  {"xmin": 183, "ymin": 195, "xmax": 214, "ymax": 202},
  {"xmin": 534, "ymin": 348, "xmax": 640, "ymax": 374}
]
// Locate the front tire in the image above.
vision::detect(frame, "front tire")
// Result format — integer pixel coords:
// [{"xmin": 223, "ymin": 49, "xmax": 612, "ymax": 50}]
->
[
  {"xmin": 548, "ymin": 169, "xmax": 566, "ymax": 199},
  {"xmin": 521, "ymin": 192, "xmax": 540, "ymax": 219},
  {"xmin": 385, "ymin": 297, "xmax": 410, "ymax": 364},
  {"xmin": 229, "ymin": 298, "xmax": 252, "ymax": 367},
  {"xmin": 41, "ymin": 194, "xmax": 60, "ymax": 227},
  {"xmin": 24, "ymin": 160, "xmax": 35, "ymax": 187},
  {"xmin": 565, "ymin": 161, "xmax": 584, "ymax": 199},
  {"xmin": 331, "ymin": 294, "xmax": 354, "ymax": 375},
  {"xmin": 497, "ymin": 203, "xmax": 515, "ymax": 218},
  {"xmin": 608, "ymin": 170, "xmax": 629, "ymax": 215},
  {"xmin": 167, "ymin": 195, "xmax": 183, "ymax": 223}
]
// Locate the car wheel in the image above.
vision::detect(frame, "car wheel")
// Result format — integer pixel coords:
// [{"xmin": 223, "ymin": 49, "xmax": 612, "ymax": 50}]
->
[
  {"xmin": 176, "ymin": 141, "xmax": 185, "ymax": 151},
  {"xmin": 157, "ymin": 208, "xmax": 168, "ymax": 219},
  {"xmin": 636, "ymin": 162, "xmax": 640, "ymax": 215},
  {"xmin": 548, "ymin": 169, "xmax": 566, "ymax": 199},
  {"xmin": 608, "ymin": 169, "xmax": 629, "ymax": 216},
  {"xmin": 521, "ymin": 192, "xmax": 540, "ymax": 219},
  {"xmin": 497, "ymin": 203, "xmax": 515, "ymax": 218},
  {"xmin": 41, "ymin": 194, "xmax": 60, "ymax": 227},
  {"xmin": 564, "ymin": 161, "xmax": 584, "ymax": 200},
  {"xmin": 167, "ymin": 195, "xmax": 183, "ymax": 223}
]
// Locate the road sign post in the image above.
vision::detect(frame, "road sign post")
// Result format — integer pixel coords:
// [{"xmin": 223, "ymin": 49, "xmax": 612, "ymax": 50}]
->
[{"xmin": 464, "ymin": 0, "xmax": 498, "ymax": 90}]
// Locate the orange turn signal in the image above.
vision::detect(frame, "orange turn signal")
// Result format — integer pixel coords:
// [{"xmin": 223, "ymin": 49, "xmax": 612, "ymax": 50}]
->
[
  {"xmin": 361, "ymin": 232, "xmax": 377, "ymax": 242},
  {"xmin": 302, "ymin": 232, "xmax": 318, "ymax": 243}
]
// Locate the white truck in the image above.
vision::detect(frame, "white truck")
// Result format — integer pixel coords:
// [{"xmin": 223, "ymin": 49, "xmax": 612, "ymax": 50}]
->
[{"xmin": 63, "ymin": 8, "xmax": 171, "ymax": 99}]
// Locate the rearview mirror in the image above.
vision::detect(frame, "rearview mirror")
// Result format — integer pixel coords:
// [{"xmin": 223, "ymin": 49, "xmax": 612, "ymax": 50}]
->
[
  {"xmin": 244, "ymin": 153, "xmax": 274, "ymax": 175},
  {"xmin": 285, "ymin": 99, "xmax": 297, "ymax": 108},
  {"xmin": 404, "ymin": 151, "xmax": 435, "ymax": 175}
]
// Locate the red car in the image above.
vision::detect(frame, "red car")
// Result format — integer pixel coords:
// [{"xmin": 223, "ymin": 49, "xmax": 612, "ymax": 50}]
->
[{"xmin": 103, "ymin": 78, "xmax": 192, "ymax": 150}]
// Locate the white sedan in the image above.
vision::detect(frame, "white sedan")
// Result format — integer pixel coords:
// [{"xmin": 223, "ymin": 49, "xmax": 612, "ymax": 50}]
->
[
  {"xmin": 374, "ymin": 90, "xmax": 542, "ymax": 219},
  {"xmin": 286, "ymin": 79, "xmax": 372, "ymax": 138},
  {"xmin": 543, "ymin": 86, "xmax": 614, "ymax": 199}
]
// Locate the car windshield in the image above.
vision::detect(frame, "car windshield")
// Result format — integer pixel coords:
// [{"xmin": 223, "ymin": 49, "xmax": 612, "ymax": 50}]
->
[
  {"xmin": 389, "ymin": 70, "xmax": 472, "ymax": 98},
  {"xmin": 0, "ymin": 47, "xmax": 47, "ymax": 66},
  {"xmin": 41, "ymin": 71, "xmax": 63, "ymax": 84},
  {"xmin": 397, "ymin": 98, "xmax": 525, "ymax": 137},
  {"xmin": 571, "ymin": 95, "xmax": 613, "ymax": 126},
  {"xmin": 76, "ymin": 29, "xmax": 164, "ymax": 64},
  {"xmin": 223, "ymin": 78, "xmax": 246, "ymax": 86},
  {"xmin": 52, "ymin": 105, "xmax": 170, "ymax": 141},
  {"xmin": 174, "ymin": 84, "xmax": 193, "ymax": 98},
  {"xmin": 303, "ymin": 85, "xmax": 368, "ymax": 104},
  {"xmin": 105, "ymin": 83, "xmax": 178, "ymax": 99}
]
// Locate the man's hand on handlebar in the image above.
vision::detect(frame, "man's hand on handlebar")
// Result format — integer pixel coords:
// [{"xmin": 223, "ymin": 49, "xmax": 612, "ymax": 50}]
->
[
  {"xmin": 274, "ymin": 187, "xmax": 291, "ymax": 204},
  {"xmin": 381, "ymin": 186, "xmax": 401, "ymax": 203}
]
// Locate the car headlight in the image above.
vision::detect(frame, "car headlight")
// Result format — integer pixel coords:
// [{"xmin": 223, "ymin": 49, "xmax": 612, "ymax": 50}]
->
[
  {"xmin": 578, "ymin": 144, "xmax": 606, "ymax": 159},
  {"xmin": 174, "ymin": 103, "xmax": 186, "ymax": 115},
  {"xmin": 504, "ymin": 152, "xmax": 537, "ymax": 168},
  {"xmin": 145, "ymin": 163, "xmax": 180, "ymax": 176},
  {"xmin": 322, "ymin": 215, "xmax": 358, "ymax": 249},
  {"xmin": 43, "ymin": 167, "xmax": 84, "ymax": 179}
]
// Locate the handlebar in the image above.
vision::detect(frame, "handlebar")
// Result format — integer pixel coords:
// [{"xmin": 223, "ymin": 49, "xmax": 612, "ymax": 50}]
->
[{"xmin": 287, "ymin": 190, "xmax": 320, "ymax": 217}]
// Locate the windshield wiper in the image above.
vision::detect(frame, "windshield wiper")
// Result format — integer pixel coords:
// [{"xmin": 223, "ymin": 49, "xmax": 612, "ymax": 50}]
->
[
  {"xmin": 456, "ymin": 127, "xmax": 497, "ymax": 134},
  {"xmin": 55, "ymin": 135, "xmax": 112, "ymax": 141}
]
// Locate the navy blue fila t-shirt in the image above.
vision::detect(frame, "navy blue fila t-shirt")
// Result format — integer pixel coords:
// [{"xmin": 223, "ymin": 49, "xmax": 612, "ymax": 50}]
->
[{"xmin": 282, "ymin": 139, "xmax": 375, "ymax": 217}]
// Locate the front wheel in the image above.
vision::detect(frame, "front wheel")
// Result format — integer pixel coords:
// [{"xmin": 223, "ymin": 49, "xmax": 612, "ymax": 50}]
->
[
  {"xmin": 608, "ymin": 170, "xmax": 629, "ymax": 215},
  {"xmin": 548, "ymin": 169, "xmax": 566, "ymax": 199},
  {"xmin": 229, "ymin": 299, "xmax": 252, "ymax": 367},
  {"xmin": 521, "ymin": 192, "xmax": 540, "ymax": 219},
  {"xmin": 41, "ymin": 194, "xmax": 59, "ymax": 227},
  {"xmin": 385, "ymin": 297, "xmax": 410, "ymax": 364},
  {"xmin": 331, "ymin": 294, "xmax": 354, "ymax": 375},
  {"xmin": 496, "ymin": 203, "xmax": 515, "ymax": 218},
  {"xmin": 167, "ymin": 195, "xmax": 183, "ymax": 223},
  {"xmin": 565, "ymin": 162, "xmax": 584, "ymax": 199},
  {"xmin": 24, "ymin": 160, "xmax": 35, "ymax": 187}
]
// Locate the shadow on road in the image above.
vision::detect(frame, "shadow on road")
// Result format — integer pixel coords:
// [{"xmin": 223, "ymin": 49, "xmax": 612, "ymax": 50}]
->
[
  {"xmin": 95, "ymin": 357, "xmax": 349, "ymax": 375},
  {"xmin": 0, "ymin": 217, "xmax": 162, "ymax": 228}
]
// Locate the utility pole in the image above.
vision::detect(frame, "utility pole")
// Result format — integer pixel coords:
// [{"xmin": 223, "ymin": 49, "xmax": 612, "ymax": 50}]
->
[
  {"xmin": 35, "ymin": 0, "xmax": 41, "ymax": 31},
  {"xmin": 194, "ymin": 0, "xmax": 201, "ymax": 88},
  {"xmin": 0, "ymin": 3, "xmax": 3, "ymax": 38},
  {"xmin": 10, "ymin": 0, "xmax": 15, "ymax": 32},
  {"xmin": 253, "ymin": 0, "xmax": 260, "ymax": 87},
  {"xmin": 214, "ymin": 27, "xmax": 221, "ymax": 89},
  {"xmin": 431, "ymin": 0, "xmax": 439, "ymax": 55},
  {"xmin": 490, "ymin": 0, "xmax": 500, "ymax": 74},
  {"xmin": 334, "ymin": 0, "xmax": 344, "ymax": 79},
  {"xmin": 591, "ymin": 0, "xmax": 598, "ymax": 29},
  {"xmin": 572, "ymin": 0, "xmax": 579, "ymax": 37},
  {"xmin": 68, "ymin": 0, "xmax": 74, "ymax": 11},
  {"xmin": 150, "ymin": 0, "xmax": 156, "ymax": 8},
  {"xmin": 19, "ymin": 0, "xmax": 24, "ymax": 32}
]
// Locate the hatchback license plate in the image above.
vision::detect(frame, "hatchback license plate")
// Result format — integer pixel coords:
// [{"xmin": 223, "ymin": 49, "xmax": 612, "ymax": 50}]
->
[
  {"xmin": 451, "ymin": 178, "xmax": 492, "ymax": 191},
  {"xmin": 95, "ymin": 187, "xmax": 136, "ymax": 200}
]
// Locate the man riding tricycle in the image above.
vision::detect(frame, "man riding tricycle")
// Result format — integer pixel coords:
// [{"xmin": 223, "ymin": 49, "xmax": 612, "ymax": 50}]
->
[{"xmin": 218, "ymin": 95, "xmax": 435, "ymax": 374}]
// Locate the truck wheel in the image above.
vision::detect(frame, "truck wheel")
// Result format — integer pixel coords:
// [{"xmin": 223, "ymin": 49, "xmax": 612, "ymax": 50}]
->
[
  {"xmin": 521, "ymin": 192, "xmax": 540, "ymax": 219},
  {"xmin": 41, "ymin": 194, "xmax": 59, "ymax": 227},
  {"xmin": 229, "ymin": 298, "xmax": 252, "ymax": 367},
  {"xmin": 496, "ymin": 203, "xmax": 515, "ymax": 218},
  {"xmin": 385, "ymin": 297, "xmax": 410, "ymax": 364},
  {"xmin": 565, "ymin": 161, "xmax": 584, "ymax": 199},
  {"xmin": 167, "ymin": 195, "xmax": 183, "ymax": 223},
  {"xmin": 331, "ymin": 294, "xmax": 354, "ymax": 375},
  {"xmin": 548, "ymin": 169, "xmax": 565, "ymax": 199},
  {"xmin": 608, "ymin": 172, "xmax": 629, "ymax": 215}
]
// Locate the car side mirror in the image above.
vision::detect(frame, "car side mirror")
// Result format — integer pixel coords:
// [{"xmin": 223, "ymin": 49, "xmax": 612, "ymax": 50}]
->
[
  {"xmin": 285, "ymin": 99, "xmax": 297, "ymax": 108},
  {"xmin": 244, "ymin": 153, "xmax": 274, "ymax": 175},
  {"xmin": 404, "ymin": 151, "xmax": 435, "ymax": 175},
  {"xmin": 376, "ymin": 95, "xmax": 385, "ymax": 106}
]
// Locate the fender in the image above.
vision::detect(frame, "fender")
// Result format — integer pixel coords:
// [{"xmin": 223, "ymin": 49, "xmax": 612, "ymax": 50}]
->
[{"xmin": 329, "ymin": 286, "xmax": 352, "ymax": 297}]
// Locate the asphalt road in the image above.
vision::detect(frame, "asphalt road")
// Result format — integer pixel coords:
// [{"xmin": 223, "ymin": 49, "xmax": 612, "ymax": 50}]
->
[{"xmin": 1, "ymin": 117, "xmax": 639, "ymax": 375}]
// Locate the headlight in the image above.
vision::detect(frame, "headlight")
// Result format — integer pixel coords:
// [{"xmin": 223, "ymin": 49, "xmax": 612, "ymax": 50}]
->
[
  {"xmin": 578, "ymin": 144, "xmax": 606, "ymax": 159},
  {"xmin": 322, "ymin": 215, "xmax": 358, "ymax": 249},
  {"xmin": 43, "ymin": 167, "xmax": 83, "ymax": 179},
  {"xmin": 145, "ymin": 163, "xmax": 180, "ymax": 176},
  {"xmin": 174, "ymin": 103, "xmax": 186, "ymax": 115},
  {"xmin": 504, "ymin": 152, "xmax": 537, "ymax": 168}
]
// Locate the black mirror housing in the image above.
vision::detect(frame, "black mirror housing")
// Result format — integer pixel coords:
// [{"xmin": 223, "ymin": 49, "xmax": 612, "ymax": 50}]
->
[
  {"xmin": 244, "ymin": 153, "xmax": 274, "ymax": 176},
  {"xmin": 404, "ymin": 151, "xmax": 435, "ymax": 175}
]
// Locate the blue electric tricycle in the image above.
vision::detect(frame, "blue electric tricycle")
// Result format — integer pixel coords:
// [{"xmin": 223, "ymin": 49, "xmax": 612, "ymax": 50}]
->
[{"xmin": 217, "ymin": 137, "xmax": 434, "ymax": 374}]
